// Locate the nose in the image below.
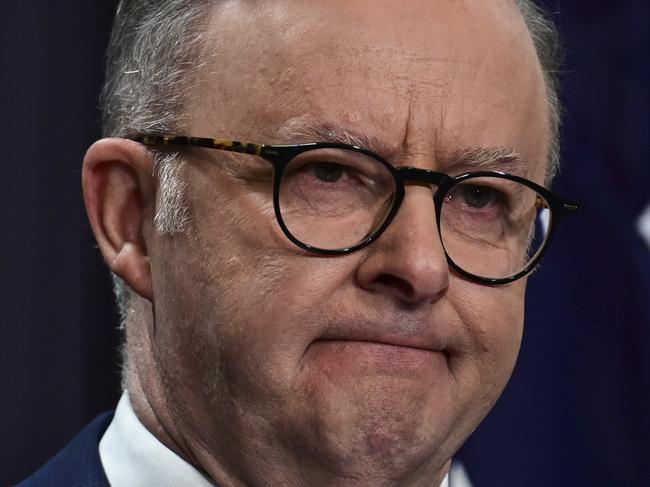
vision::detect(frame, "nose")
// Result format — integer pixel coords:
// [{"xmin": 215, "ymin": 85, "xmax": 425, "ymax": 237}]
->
[{"xmin": 355, "ymin": 185, "xmax": 449, "ymax": 306}]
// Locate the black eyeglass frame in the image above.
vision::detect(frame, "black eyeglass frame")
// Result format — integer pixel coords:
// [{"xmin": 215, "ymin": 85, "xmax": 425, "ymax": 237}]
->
[{"xmin": 130, "ymin": 135, "xmax": 579, "ymax": 285}]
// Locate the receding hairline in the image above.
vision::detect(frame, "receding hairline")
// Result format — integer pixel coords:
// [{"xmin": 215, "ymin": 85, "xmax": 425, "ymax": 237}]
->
[{"xmin": 189, "ymin": 1, "xmax": 552, "ymax": 173}]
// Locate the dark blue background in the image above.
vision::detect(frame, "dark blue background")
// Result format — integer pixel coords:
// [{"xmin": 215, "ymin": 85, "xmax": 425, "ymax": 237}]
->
[{"xmin": 2, "ymin": 1, "xmax": 648, "ymax": 485}]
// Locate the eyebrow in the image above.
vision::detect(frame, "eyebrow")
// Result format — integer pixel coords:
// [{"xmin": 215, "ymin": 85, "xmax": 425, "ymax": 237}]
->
[
  {"xmin": 444, "ymin": 147, "xmax": 529, "ymax": 177},
  {"xmin": 274, "ymin": 117, "xmax": 392, "ymax": 155},
  {"xmin": 274, "ymin": 117, "xmax": 528, "ymax": 176}
]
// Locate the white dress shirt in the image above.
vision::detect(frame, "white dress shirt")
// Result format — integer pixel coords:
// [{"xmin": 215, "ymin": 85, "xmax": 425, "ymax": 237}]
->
[
  {"xmin": 99, "ymin": 392, "xmax": 471, "ymax": 487},
  {"xmin": 99, "ymin": 393, "xmax": 214, "ymax": 487}
]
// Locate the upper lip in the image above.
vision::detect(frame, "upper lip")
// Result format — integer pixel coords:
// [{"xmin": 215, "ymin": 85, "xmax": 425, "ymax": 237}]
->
[{"xmin": 305, "ymin": 303, "xmax": 454, "ymax": 356}]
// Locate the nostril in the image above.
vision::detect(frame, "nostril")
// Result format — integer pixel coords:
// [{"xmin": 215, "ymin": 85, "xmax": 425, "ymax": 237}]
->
[
  {"xmin": 375, "ymin": 273, "xmax": 415, "ymax": 300},
  {"xmin": 371, "ymin": 270, "xmax": 448, "ymax": 306}
]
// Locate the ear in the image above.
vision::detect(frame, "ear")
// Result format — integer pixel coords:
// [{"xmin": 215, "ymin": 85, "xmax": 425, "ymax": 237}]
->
[{"xmin": 82, "ymin": 138, "xmax": 156, "ymax": 301}]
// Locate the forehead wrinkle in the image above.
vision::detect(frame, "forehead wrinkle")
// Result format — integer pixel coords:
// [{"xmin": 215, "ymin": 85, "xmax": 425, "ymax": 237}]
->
[{"xmin": 445, "ymin": 147, "xmax": 529, "ymax": 176}]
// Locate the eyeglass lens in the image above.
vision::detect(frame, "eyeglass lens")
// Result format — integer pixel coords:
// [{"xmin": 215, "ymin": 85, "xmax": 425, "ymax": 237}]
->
[
  {"xmin": 277, "ymin": 148, "xmax": 551, "ymax": 280},
  {"xmin": 440, "ymin": 176, "xmax": 551, "ymax": 279}
]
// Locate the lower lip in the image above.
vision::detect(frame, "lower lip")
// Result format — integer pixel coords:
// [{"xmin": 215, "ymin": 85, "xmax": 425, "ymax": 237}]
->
[{"xmin": 305, "ymin": 340, "xmax": 446, "ymax": 378}]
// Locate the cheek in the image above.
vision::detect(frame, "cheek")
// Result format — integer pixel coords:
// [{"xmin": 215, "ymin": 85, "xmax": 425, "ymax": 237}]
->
[
  {"xmin": 450, "ymin": 278, "xmax": 525, "ymax": 398},
  {"xmin": 223, "ymin": 257, "xmax": 357, "ymax": 397},
  {"xmin": 153, "ymin": 178, "xmax": 362, "ymax": 405}
]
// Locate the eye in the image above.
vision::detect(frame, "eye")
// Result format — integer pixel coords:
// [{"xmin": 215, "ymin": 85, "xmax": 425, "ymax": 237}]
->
[
  {"xmin": 310, "ymin": 162, "xmax": 345, "ymax": 183},
  {"xmin": 459, "ymin": 185, "xmax": 498, "ymax": 209}
]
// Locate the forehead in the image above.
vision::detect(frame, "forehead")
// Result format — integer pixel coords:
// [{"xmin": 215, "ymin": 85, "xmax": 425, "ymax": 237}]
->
[{"xmin": 189, "ymin": 0, "xmax": 549, "ymax": 179}]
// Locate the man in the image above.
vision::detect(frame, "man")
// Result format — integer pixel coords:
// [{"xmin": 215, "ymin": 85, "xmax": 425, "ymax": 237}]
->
[{"xmin": 20, "ymin": 0, "xmax": 577, "ymax": 485}]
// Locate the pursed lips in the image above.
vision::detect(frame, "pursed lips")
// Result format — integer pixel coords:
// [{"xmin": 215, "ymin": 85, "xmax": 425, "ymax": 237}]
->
[
  {"xmin": 299, "ymin": 316, "xmax": 453, "ymax": 372},
  {"xmin": 303, "ymin": 336, "xmax": 450, "ymax": 378},
  {"xmin": 313, "ymin": 325, "xmax": 448, "ymax": 353},
  {"xmin": 313, "ymin": 337, "xmax": 442, "ymax": 354}
]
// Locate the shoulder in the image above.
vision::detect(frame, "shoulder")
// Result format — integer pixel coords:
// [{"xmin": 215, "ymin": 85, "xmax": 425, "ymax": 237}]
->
[{"xmin": 16, "ymin": 412, "xmax": 114, "ymax": 487}]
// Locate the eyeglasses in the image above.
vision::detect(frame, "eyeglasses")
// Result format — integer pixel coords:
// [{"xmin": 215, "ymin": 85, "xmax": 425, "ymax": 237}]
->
[{"xmin": 130, "ymin": 135, "xmax": 579, "ymax": 285}]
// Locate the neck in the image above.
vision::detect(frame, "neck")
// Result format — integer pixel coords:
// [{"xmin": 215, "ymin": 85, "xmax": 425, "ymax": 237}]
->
[{"xmin": 129, "ymin": 384, "xmax": 450, "ymax": 487}]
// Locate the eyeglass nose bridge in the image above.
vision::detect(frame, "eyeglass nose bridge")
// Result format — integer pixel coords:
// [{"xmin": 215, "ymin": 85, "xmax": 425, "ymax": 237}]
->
[
  {"xmin": 384, "ymin": 167, "xmax": 452, "ymax": 239},
  {"xmin": 361, "ymin": 165, "xmax": 451, "ymax": 278},
  {"xmin": 394, "ymin": 166, "xmax": 452, "ymax": 196}
]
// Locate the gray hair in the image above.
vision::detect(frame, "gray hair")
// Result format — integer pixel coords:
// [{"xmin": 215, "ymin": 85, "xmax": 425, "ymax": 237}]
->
[
  {"xmin": 101, "ymin": 0, "xmax": 213, "ymax": 325},
  {"xmin": 101, "ymin": 0, "xmax": 563, "ymax": 328},
  {"xmin": 516, "ymin": 0, "xmax": 564, "ymax": 182}
]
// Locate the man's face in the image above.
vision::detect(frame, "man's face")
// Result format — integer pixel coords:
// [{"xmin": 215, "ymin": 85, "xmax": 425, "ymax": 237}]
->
[{"xmin": 146, "ymin": 0, "xmax": 548, "ymax": 483}]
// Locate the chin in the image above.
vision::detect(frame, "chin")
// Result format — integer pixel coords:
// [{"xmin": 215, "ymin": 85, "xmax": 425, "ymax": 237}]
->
[{"xmin": 282, "ymin": 372, "xmax": 458, "ymax": 480}]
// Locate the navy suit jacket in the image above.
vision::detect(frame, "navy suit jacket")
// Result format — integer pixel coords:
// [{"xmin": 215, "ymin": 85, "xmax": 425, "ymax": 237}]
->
[{"xmin": 16, "ymin": 412, "xmax": 113, "ymax": 487}]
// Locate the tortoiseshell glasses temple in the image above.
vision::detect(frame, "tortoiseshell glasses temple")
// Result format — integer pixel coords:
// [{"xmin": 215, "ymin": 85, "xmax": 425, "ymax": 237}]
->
[{"xmin": 129, "ymin": 134, "xmax": 579, "ymax": 285}]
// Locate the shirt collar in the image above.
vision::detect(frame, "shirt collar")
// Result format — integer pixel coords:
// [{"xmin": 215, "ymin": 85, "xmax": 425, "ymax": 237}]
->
[{"xmin": 99, "ymin": 392, "xmax": 215, "ymax": 487}]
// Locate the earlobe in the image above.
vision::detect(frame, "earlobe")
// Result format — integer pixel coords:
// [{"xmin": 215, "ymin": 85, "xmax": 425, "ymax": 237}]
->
[{"xmin": 82, "ymin": 138, "xmax": 156, "ymax": 301}]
